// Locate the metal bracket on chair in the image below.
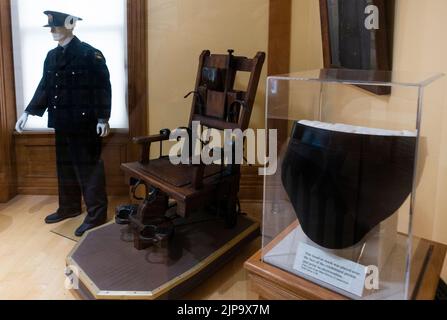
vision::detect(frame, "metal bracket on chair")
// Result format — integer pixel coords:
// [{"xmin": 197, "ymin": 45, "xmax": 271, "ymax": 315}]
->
[
  {"xmin": 184, "ymin": 91, "xmax": 205, "ymax": 115},
  {"xmin": 130, "ymin": 179, "xmax": 145, "ymax": 201},
  {"xmin": 227, "ymin": 100, "xmax": 245, "ymax": 123}
]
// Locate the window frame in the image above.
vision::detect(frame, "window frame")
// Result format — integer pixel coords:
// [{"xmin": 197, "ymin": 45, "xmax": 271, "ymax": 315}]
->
[
  {"xmin": 2, "ymin": 0, "xmax": 148, "ymax": 136},
  {"xmin": 0, "ymin": 0, "xmax": 148, "ymax": 201},
  {"xmin": 10, "ymin": 0, "xmax": 131, "ymax": 130}
]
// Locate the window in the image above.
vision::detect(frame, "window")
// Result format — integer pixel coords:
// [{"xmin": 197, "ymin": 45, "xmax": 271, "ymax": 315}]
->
[{"xmin": 11, "ymin": 0, "xmax": 128, "ymax": 130}]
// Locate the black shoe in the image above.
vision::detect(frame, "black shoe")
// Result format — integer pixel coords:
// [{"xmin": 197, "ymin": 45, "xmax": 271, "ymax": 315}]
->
[
  {"xmin": 45, "ymin": 211, "xmax": 82, "ymax": 224},
  {"xmin": 115, "ymin": 204, "xmax": 139, "ymax": 225},
  {"xmin": 75, "ymin": 222, "xmax": 103, "ymax": 237}
]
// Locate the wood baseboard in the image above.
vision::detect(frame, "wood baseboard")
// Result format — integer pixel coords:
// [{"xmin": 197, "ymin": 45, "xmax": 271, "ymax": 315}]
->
[
  {"xmin": 240, "ymin": 165, "xmax": 263, "ymax": 202},
  {"xmin": 0, "ymin": 185, "xmax": 16, "ymax": 203},
  {"xmin": 14, "ymin": 130, "xmax": 130, "ymax": 197},
  {"xmin": 11, "ymin": 131, "xmax": 264, "ymax": 201}
]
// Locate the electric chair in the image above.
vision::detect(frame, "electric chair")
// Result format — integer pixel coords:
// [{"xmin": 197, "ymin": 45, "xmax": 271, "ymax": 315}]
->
[{"xmin": 117, "ymin": 50, "xmax": 265, "ymax": 250}]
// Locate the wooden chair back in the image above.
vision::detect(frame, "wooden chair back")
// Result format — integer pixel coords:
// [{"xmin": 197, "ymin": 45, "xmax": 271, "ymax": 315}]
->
[{"xmin": 188, "ymin": 50, "xmax": 266, "ymax": 132}]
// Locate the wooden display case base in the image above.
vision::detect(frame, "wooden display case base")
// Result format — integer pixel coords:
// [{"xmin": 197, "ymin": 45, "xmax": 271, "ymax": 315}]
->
[
  {"xmin": 67, "ymin": 215, "xmax": 259, "ymax": 300},
  {"xmin": 244, "ymin": 222, "xmax": 446, "ymax": 300}
]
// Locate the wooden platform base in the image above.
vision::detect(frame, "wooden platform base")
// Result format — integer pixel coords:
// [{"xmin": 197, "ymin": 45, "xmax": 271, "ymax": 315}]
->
[{"xmin": 66, "ymin": 215, "xmax": 259, "ymax": 300}]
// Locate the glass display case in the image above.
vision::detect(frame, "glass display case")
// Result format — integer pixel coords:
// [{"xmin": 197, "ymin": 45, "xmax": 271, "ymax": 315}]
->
[{"xmin": 262, "ymin": 69, "xmax": 444, "ymax": 300}]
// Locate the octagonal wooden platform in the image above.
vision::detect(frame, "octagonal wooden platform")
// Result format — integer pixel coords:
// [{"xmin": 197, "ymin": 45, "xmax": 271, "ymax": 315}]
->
[{"xmin": 66, "ymin": 215, "xmax": 259, "ymax": 300}]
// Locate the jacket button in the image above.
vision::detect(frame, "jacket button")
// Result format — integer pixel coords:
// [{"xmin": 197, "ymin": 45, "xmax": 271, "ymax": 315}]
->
[
  {"xmin": 72, "ymin": 72, "xmax": 75, "ymax": 75},
  {"xmin": 56, "ymin": 73, "xmax": 59, "ymax": 77},
  {"xmin": 55, "ymin": 85, "xmax": 58, "ymax": 88},
  {"xmin": 53, "ymin": 106, "xmax": 57, "ymax": 109},
  {"xmin": 54, "ymin": 96, "xmax": 58, "ymax": 99},
  {"xmin": 82, "ymin": 112, "xmax": 86, "ymax": 116}
]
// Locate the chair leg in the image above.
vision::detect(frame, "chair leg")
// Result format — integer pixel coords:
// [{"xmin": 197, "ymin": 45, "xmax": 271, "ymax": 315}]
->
[
  {"xmin": 223, "ymin": 178, "xmax": 240, "ymax": 228},
  {"xmin": 130, "ymin": 187, "xmax": 173, "ymax": 250}
]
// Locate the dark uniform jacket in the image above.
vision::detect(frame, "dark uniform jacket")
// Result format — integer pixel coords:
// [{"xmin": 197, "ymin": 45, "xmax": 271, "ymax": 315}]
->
[{"xmin": 25, "ymin": 36, "xmax": 111, "ymax": 132}]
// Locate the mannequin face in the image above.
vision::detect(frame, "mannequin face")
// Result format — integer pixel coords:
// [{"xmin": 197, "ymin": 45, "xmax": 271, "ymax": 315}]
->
[{"xmin": 50, "ymin": 26, "xmax": 73, "ymax": 42}]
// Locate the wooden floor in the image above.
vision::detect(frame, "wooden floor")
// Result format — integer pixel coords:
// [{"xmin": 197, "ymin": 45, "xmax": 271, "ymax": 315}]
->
[{"xmin": 0, "ymin": 195, "xmax": 261, "ymax": 300}]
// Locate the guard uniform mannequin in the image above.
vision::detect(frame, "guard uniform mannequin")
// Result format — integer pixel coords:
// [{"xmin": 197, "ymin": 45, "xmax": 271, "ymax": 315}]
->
[{"xmin": 15, "ymin": 11, "xmax": 112, "ymax": 237}]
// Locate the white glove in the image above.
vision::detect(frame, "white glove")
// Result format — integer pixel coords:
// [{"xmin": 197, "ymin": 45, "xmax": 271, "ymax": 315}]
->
[
  {"xmin": 15, "ymin": 112, "xmax": 29, "ymax": 134},
  {"xmin": 97, "ymin": 121, "xmax": 110, "ymax": 138}
]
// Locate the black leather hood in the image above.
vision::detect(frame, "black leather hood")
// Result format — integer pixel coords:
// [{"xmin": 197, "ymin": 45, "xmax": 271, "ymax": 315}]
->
[{"xmin": 281, "ymin": 121, "xmax": 416, "ymax": 249}]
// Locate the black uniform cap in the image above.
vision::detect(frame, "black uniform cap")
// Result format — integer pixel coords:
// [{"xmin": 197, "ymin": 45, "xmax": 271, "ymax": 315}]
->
[{"xmin": 43, "ymin": 11, "xmax": 82, "ymax": 28}]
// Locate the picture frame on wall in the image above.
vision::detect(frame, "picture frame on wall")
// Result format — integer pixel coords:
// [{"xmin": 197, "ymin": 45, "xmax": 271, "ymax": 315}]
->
[{"xmin": 319, "ymin": 0, "xmax": 395, "ymax": 95}]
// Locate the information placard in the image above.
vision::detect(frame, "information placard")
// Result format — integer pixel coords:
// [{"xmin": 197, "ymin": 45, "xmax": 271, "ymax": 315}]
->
[{"xmin": 293, "ymin": 242, "xmax": 367, "ymax": 297}]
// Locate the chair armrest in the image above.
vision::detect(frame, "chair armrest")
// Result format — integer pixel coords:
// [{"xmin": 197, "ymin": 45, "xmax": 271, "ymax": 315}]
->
[
  {"xmin": 133, "ymin": 129, "xmax": 171, "ymax": 145},
  {"xmin": 133, "ymin": 129, "xmax": 171, "ymax": 164}
]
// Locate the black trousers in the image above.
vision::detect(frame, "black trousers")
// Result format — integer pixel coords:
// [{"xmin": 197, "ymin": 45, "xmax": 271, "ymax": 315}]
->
[{"xmin": 55, "ymin": 129, "xmax": 108, "ymax": 225}]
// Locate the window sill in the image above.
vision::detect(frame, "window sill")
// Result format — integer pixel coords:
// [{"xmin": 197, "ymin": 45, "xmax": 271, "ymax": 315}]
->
[{"xmin": 13, "ymin": 128, "xmax": 130, "ymax": 136}]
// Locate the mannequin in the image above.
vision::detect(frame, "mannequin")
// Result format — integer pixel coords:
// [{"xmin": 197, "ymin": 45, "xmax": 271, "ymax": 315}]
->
[
  {"xmin": 15, "ymin": 11, "xmax": 112, "ymax": 237},
  {"xmin": 15, "ymin": 11, "xmax": 110, "ymax": 137}
]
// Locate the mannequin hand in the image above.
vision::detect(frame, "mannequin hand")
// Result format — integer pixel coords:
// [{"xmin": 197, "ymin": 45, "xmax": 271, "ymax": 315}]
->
[
  {"xmin": 15, "ymin": 112, "xmax": 29, "ymax": 134},
  {"xmin": 97, "ymin": 122, "xmax": 110, "ymax": 138}
]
